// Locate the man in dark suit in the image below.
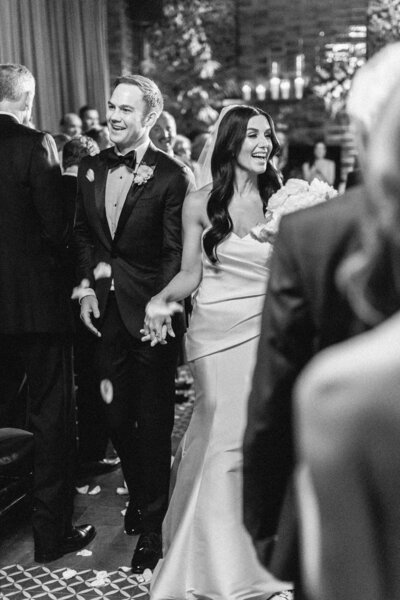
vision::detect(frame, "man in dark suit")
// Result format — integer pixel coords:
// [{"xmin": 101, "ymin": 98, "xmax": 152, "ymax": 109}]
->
[
  {"xmin": 74, "ymin": 74, "xmax": 192, "ymax": 573},
  {"xmin": 242, "ymin": 43, "xmax": 400, "ymax": 598},
  {"xmin": 0, "ymin": 63, "xmax": 95, "ymax": 562}
]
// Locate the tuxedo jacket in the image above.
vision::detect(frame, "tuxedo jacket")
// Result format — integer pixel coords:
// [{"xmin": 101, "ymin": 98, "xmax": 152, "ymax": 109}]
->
[
  {"xmin": 296, "ymin": 311, "xmax": 400, "ymax": 600},
  {"xmin": 243, "ymin": 185, "xmax": 367, "ymax": 566},
  {"xmin": 0, "ymin": 114, "xmax": 71, "ymax": 335},
  {"xmin": 74, "ymin": 142, "xmax": 192, "ymax": 339}
]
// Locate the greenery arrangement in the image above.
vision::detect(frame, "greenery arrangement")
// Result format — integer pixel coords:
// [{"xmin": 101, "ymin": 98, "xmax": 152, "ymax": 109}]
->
[
  {"xmin": 368, "ymin": 0, "xmax": 400, "ymax": 55},
  {"xmin": 142, "ymin": 0, "xmax": 236, "ymax": 133}
]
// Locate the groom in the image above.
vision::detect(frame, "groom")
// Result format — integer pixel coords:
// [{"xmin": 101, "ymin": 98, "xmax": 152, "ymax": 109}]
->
[{"xmin": 74, "ymin": 74, "xmax": 192, "ymax": 572}]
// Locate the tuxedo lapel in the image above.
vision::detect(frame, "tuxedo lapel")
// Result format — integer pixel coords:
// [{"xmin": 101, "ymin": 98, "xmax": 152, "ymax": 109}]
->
[
  {"xmin": 94, "ymin": 157, "xmax": 113, "ymax": 245},
  {"xmin": 113, "ymin": 143, "xmax": 159, "ymax": 244}
]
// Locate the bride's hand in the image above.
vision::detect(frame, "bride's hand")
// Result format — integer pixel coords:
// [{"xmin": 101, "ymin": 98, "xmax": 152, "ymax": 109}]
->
[{"xmin": 141, "ymin": 298, "xmax": 183, "ymax": 346}]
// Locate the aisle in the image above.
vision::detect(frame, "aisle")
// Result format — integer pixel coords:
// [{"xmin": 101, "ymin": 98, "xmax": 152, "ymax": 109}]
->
[{"xmin": 0, "ymin": 377, "xmax": 194, "ymax": 600}]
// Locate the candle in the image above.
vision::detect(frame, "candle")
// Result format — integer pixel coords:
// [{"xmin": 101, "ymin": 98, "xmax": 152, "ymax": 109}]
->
[
  {"xmin": 280, "ymin": 79, "xmax": 291, "ymax": 100},
  {"xmin": 294, "ymin": 76, "xmax": 305, "ymax": 100},
  {"xmin": 296, "ymin": 54, "xmax": 303, "ymax": 76},
  {"xmin": 271, "ymin": 61, "xmax": 279, "ymax": 77},
  {"xmin": 242, "ymin": 83, "xmax": 252, "ymax": 102},
  {"xmin": 269, "ymin": 76, "xmax": 280, "ymax": 100},
  {"xmin": 255, "ymin": 84, "xmax": 266, "ymax": 101}
]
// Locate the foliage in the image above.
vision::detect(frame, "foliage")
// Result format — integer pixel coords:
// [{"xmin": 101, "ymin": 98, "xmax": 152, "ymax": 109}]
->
[
  {"xmin": 143, "ymin": 0, "xmax": 236, "ymax": 114},
  {"xmin": 312, "ymin": 43, "xmax": 365, "ymax": 119},
  {"xmin": 368, "ymin": 0, "xmax": 400, "ymax": 55}
]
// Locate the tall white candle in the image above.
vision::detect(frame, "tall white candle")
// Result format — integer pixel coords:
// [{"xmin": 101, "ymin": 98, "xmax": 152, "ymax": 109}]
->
[
  {"xmin": 242, "ymin": 83, "xmax": 252, "ymax": 102},
  {"xmin": 280, "ymin": 79, "xmax": 291, "ymax": 100},
  {"xmin": 255, "ymin": 84, "xmax": 266, "ymax": 101},
  {"xmin": 269, "ymin": 77, "xmax": 280, "ymax": 100}
]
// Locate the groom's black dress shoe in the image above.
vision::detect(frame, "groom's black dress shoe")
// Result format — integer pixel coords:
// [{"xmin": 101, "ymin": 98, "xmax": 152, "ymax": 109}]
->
[
  {"xmin": 131, "ymin": 532, "xmax": 162, "ymax": 573},
  {"xmin": 124, "ymin": 503, "xmax": 144, "ymax": 535},
  {"xmin": 34, "ymin": 524, "xmax": 96, "ymax": 563}
]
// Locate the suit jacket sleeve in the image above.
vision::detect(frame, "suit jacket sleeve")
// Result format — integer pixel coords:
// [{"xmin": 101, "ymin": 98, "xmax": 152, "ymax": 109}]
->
[
  {"xmin": 243, "ymin": 216, "xmax": 315, "ymax": 562},
  {"xmin": 29, "ymin": 132, "xmax": 66, "ymax": 248},
  {"xmin": 156, "ymin": 165, "xmax": 194, "ymax": 289},
  {"xmin": 73, "ymin": 159, "xmax": 96, "ymax": 287}
]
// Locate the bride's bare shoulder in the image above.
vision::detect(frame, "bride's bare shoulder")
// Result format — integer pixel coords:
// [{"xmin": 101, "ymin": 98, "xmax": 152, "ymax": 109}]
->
[{"xmin": 183, "ymin": 183, "xmax": 212, "ymax": 227}]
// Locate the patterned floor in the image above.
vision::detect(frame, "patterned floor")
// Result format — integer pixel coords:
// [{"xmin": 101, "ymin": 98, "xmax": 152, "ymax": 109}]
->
[
  {"xmin": 0, "ymin": 368, "xmax": 195, "ymax": 600},
  {"xmin": 0, "ymin": 564, "xmax": 150, "ymax": 599}
]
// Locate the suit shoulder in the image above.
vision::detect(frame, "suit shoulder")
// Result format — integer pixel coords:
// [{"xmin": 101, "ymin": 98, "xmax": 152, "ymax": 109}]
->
[
  {"xmin": 157, "ymin": 150, "xmax": 191, "ymax": 173},
  {"xmin": 280, "ymin": 186, "xmax": 364, "ymax": 237}
]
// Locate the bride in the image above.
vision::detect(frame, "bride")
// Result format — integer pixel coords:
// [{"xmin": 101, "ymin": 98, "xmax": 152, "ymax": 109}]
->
[{"xmin": 142, "ymin": 105, "xmax": 293, "ymax": 599}]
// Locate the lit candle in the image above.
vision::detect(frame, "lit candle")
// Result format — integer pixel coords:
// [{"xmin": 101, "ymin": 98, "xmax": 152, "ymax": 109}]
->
[
  {"xmin": 255, "ymin": 84, "xmax": 266, "ymax": 101},
  {"xmin": 294, "ymin": 76, "xmax": 305, "ymax": 100},
  {"xmin": 271, "ymin": 61, "xmax": 279, "ymax": 77},
  {"xmin": 269, "ymin": 76, "xmax": 280, "ymax": 100},
  {"xmin": 242, "ymin": 83, "xmax": 252, "ymax": 102},
  {"xmin": 280, "ymin": 79, "xmax": 291, "ymax": 100},
  {"xmin": 295, "ymin": 54, "xmax": 303, "ymax": 77}
]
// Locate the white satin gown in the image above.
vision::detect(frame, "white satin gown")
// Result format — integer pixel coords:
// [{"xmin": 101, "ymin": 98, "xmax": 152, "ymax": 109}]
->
[{"xmin": 150, "ymin": 231, "xmax": 291, "ymax": 600}]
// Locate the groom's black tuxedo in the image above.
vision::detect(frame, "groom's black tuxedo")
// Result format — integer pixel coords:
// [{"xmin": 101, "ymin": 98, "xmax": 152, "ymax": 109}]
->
[
  {"xmin": 74, "ymin": 142, "xmax": 192, "ymax": 531},
  {"xmin": 243, "ymin": 185, "xmax": 367, "ymax": 588}
]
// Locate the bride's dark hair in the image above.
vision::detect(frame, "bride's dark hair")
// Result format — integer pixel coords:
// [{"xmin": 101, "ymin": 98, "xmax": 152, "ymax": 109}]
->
[{"xmin": 203, "ymin": 106, "xmax": 281, "ymax": 264}]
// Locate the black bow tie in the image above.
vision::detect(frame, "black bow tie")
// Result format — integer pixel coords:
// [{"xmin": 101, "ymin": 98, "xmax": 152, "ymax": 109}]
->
[{"xmin": 105, "ymin": 149, "xmax": 136, "ymax": 170}]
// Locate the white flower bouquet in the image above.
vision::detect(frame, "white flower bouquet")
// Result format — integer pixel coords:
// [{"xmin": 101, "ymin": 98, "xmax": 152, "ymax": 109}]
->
[{"xmin": 251, "ymin": 178, "xmax": 338, "ymax": 243}]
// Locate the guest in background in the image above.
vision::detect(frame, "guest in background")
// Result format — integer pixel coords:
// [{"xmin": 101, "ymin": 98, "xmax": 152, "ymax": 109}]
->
[
  {"xmin": 0, "ymin": 63, "xmax": 95, "ymax": 563},
  {"xmin": 173, "ymin": 133, "xmax": 193, "ymax": 169},
  {"xmin": 345, "ymin": 155, "xmax": 362, "ymax": 189},
  {"xmin": 59, "ymin": 112, "xmax": 82, "ymax": 138},
  {"xmin": 150, "ymin": 110, "xmax": 177, "ymax": 156},
  {"xmin": 243, "ymin": 42, "xmax": 400, "ymax": 599},
  {"xmin": 62, "ymin": 135, "xmax": 111, "ymax": 470},
  {"xmin": 302, "ymin": 140, "xmax": 335, "ymax": 186},
  {"xmin": 86, "ymin": 125, "xmax": 112, "ymax": 150},
  {"xmin": 295, "ymin": 78, "xmax": 400, "ymax": 600},
  {"xmin": 79, "ymin": 104, "xmax": 100, "ymax": 132}
]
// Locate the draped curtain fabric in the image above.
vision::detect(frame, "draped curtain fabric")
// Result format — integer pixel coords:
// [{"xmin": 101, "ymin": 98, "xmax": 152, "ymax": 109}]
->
[{"xmin": 0, "ymin": 0, "xmax": 110, "ymax": 133}]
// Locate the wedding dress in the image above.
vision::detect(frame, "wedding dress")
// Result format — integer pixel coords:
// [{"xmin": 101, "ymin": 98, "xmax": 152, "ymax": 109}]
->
[{"xmin": 150, "ymin": 231, "xmax": 291, "ymax": 600}]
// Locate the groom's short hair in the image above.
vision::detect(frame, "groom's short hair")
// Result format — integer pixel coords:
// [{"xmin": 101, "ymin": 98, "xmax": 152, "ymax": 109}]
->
[
  {"xmin": 0, "ymin": 63, "xmax": 35, "ymax": 102},
  {"xmin": 113, "ymin": 74, "xmax": 163, "ymax": 118}
]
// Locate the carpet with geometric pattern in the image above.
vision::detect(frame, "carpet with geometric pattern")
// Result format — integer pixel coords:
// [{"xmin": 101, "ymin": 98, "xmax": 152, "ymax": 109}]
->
[{"xmin": 0, "ymin": 564, "xmax": 150, "ymax": 599}]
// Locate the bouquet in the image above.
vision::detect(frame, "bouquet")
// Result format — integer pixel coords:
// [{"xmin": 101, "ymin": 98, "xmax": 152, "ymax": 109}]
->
[{"xmin": 250, "ymin": 178, "xmax": 338, "ymax": 243}]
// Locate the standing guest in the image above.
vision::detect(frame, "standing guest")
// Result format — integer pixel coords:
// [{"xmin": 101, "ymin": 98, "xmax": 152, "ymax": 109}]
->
[
  {"xmin": 60, "ymin": 112, "xmax": 82, "ymax": 138},
  {"xmin": 242, "ymin": 42, "xmax": 400, "ymax": 598},
  {"xmin": 0, "ymin": 63, "xmax": 95, "ymax": 562},
  {"xmin": 86, "ymin": 125, "xmax": 112, "ymax": 151},
  {"xmin": 302, "ymin": 140, "xmax": 335, "ymax": 186},
  {"xmin": 295, "ymin": 80, "xmax": 400, "ymax": 600},
  {"xmin": 62, "ymin": 135, "xmax": 110, "ymax": 468},
  {"xmin": 143, "ymin": 105, "xmax": 291, "ymax": 599},
  {"xmin": 74, "ymin": 74, "xmax": 192, "ymax": 573},
  {"xmin": 173, "ymin": 133, "xmax": 193, "ymax": 170},
  {"xmin": 149, "ymin": 110, "xmax": 177, "ymax": 156},
  {"xmin": 79, "ymin": 105, "xmax": 100, "ymax": 133}
]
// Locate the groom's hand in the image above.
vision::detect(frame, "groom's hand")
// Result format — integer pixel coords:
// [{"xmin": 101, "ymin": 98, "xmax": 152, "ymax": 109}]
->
[{"xmin": 80, "ymin": 295, "xmax": 101, "ymax": 337}]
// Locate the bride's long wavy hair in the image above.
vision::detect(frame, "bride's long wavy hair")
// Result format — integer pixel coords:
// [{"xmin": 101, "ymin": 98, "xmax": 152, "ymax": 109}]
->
[
  {"xmin": 203, "ymin": 106, "xmax": 281, "ymax": 264},
  {"xmin": 338, "ymin": 86, "xmax": 400, "ymax": 324}
]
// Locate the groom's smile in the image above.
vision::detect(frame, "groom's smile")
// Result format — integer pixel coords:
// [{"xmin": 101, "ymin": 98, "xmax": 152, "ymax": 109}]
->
[{"xmin": 107, "ymin": 83, "xmax": 149, "ymax": 153}]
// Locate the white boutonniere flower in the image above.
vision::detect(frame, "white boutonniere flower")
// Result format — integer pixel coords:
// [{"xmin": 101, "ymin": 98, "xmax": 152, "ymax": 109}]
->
[
  {"xmin": 133, "ymin": 164, "xmax": 155, "ymax": 186},
  {"xmin": 250, "ymin": 177, "xmax": 338, "ymax": 243},
  {"xmin": 86, "ymin": 168, "xmax": 95, "ymax": 182}
]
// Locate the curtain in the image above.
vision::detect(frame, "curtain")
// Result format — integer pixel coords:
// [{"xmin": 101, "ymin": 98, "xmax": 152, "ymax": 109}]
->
[{"xmin": 0, "ymin": 0, "xmax": 110, "ymax": 133}]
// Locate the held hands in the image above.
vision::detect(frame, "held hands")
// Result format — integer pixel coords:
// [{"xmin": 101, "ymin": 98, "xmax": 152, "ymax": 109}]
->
[{"xmin": 141, "ymin": 298, "xmax": 183, "ymax": 346}]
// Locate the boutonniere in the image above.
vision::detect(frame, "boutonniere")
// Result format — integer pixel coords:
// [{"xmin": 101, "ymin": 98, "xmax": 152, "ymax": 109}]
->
[
  {"xmin": 133, "ymin": 163, "xmax": 155, "ymax": 186},
  {"xmin": 86, "ymin": 168, "xmax": 95, "ymax": 183}
]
